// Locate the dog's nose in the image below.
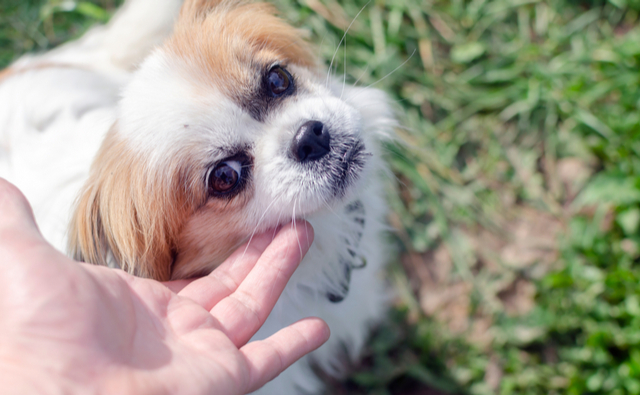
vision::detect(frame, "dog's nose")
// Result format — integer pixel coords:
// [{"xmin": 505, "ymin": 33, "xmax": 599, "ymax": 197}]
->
[{"xmin": 291, "ymin": 120, "xmax": 331, "ymax": 162}]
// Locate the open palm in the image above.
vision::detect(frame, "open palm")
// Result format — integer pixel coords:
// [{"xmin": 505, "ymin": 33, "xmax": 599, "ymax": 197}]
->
[{"xmin": 0, "ymin": 178, "xmax": 329, "ymax": 395}]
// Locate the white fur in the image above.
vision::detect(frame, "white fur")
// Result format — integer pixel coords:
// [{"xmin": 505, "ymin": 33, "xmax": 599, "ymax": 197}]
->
[{"xmin": 0, "ymin": 1, "xmax": 395, "ymax": 394}]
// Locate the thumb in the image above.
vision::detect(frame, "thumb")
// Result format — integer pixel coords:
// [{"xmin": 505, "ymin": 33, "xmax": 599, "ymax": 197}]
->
[{"xmin": 0, "ymin": 178, "xmax": 42, "ymax": 238}]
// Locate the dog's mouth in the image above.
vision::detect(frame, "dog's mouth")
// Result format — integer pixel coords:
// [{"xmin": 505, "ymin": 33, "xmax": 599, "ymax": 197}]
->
[
  {"xmin": 330, "ymin": 138, "xmax": 369, "ymax": 198},
  {"xmin": 297, "ymin": 134, "xmax": 369, "ymax": 200}
]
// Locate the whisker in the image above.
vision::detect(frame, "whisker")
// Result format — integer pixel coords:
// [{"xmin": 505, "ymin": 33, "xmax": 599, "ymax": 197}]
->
[
  {"xmin": 362, "ymin": 49, "xmax": 416, "ymax": 91},
  {"xmin": 295, "ymin": 197, "xmax": 304, "ymax": 258},
  {"xmin": 325, "ymin": 1, "xmax": 371, "ymax": 88},
  {"xmin": 353, "ymin": 64, "xmax": 370, "ymax": 87},
  {"xmin": 240, "ymin": 191, "xmax": 282, "ymax": 260},
  {"xmin": 291, "ymin": 195, "xmax": 300, "ymax": 258},
  {"xmin": 273, "ymin": 208, "xmax": 284, "ymax": 240},
  {"xmin": 340, "ymin": 37, "xmax": 347, "ymax": 100},
  {"xmin": 344, "ymin": 49, "xmax": 416, "ymax": 105},
  {"xmin": 303, "ymin": 209, "xmax": 311, "ymax": 249}
]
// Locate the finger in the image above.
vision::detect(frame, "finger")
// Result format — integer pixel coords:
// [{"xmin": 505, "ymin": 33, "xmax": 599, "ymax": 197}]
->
[
  {"xmin": 0, "ymin": 178, "xmax": 40, "ymax": 236},
  {"xmin": 210, "ymin": 220, "xmax": 314, "ymax": 347},
  {"xmin": 175, "ymin": 224, "xmax": 283, "ymax": 306},
  {"xmin": 241, "ymin": 317, "xmax": 330, "ymax": 394}
]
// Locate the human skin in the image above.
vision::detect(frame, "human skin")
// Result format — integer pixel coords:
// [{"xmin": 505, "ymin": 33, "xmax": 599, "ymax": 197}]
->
[{"xmin": 0, "ymin": 178, "xmax": 330, "ymax": 395}]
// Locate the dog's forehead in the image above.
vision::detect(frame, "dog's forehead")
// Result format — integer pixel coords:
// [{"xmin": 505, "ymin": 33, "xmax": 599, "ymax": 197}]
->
[{"xmin": 165, "ymin": 3, "xmax": 316, "ymax": 97}]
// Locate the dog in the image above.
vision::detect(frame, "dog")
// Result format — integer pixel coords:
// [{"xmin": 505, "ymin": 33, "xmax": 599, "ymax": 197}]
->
[{"xmin": 0, "ymin": 0, "xmax": 395, "ymax": 393}]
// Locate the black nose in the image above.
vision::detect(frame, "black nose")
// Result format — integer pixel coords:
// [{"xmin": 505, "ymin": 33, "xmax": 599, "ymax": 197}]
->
[{"xmin": 291, "ymin": 120, "xmax": 331, "ymax": 162}]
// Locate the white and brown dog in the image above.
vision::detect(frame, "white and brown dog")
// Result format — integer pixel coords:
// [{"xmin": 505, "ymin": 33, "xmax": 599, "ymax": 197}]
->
[{"xmin": 0, "ymin": 0, "xmax": 395, "ymax": 393}]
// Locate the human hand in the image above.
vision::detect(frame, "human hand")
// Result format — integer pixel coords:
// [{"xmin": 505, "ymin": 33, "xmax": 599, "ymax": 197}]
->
[{"xmin": 0, "ymin": 178, "xmax": 329, "ymax": 395}]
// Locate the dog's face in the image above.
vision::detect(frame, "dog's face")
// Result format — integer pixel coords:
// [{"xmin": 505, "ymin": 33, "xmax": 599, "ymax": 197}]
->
[{"xmin": 69, "ymin": 0, "xmax": 376, "ymax": 281}]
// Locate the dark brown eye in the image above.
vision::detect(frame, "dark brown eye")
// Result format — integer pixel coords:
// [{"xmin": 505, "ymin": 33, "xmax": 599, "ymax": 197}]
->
[
  {"xmin": 209, "ymin": 160, "xmax": 241, "ymax": 193},
  {"xmin": 267, "ymin": 67, "xmax": 291, "ymax": 96}
]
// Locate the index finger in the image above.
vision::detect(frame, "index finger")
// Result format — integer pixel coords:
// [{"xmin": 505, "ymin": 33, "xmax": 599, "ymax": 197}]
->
[
  {"xmin": 173, "ymin": 224, "xmax": 284, "ymax": 307},
  {"xmin": 210, "ymin": 220, "xmax": 314, "ymax": 347}
]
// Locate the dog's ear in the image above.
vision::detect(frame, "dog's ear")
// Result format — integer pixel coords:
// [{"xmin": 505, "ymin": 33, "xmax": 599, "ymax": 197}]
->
[{"xmin": 68, "ymin": 124, "xmax": 196, "ymax": 281}]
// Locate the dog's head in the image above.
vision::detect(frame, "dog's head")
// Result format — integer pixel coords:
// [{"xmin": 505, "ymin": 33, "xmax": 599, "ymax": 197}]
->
[{"xmin": 69, "ymin": 0, "xmax": 387, "ymax": 281}]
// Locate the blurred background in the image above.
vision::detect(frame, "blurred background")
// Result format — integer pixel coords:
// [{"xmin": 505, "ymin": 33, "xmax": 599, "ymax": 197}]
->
[{"xmin": 2, "ymin": 0, "xmax": 640, "ymax": 393}]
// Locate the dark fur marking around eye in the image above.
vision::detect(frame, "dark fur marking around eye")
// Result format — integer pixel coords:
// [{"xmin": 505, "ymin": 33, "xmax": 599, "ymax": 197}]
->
[{"xmin": 237, "ymin": 63, "xmax": 297, "ymax": 122}]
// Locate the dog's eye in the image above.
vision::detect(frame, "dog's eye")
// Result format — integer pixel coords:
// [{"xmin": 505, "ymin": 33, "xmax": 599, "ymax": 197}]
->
[
  {"xmin": 267, "ymin": 66, "xmax": 291, "ymax": 96},
  {"xmin": 209, "ymin": 160, "xmax": 242, "ymax": 193}
]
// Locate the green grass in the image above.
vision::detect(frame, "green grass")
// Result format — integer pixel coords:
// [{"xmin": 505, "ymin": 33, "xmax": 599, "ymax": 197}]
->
[
  {"xmin": 0, "ymin": 0, "xmax": 119, "ymax": 67},
  {"xmin": 3, "ymin": 0, "xmax": 640, "ymax": 394}
]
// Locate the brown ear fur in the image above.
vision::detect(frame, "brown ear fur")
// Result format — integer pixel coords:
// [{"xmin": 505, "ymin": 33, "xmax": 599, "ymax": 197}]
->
[
  {"xmin": 168, "ymin": 0, "xmax": 316, "ymax": 87},
  {"xmin": 180, "ymin": 0, "xmax": 226, "ymax": 17},
  {"xmin": 68, "ymin": 124, "xmax": 199, "ymax": 281}
]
